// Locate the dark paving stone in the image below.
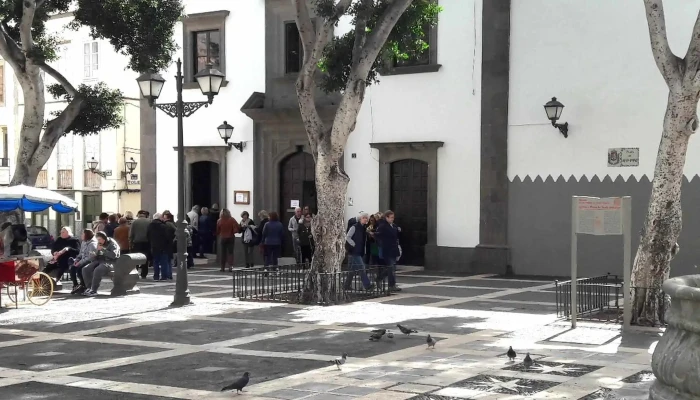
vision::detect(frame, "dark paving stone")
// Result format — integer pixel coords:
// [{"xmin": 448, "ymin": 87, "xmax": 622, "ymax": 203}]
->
[
  {"xmin": 0, "ymin": 332, "xmax": 28, "ymax": 341},
  {"xmin": 0, "ymin": 339, "xmax": 160, "ymax": 371},
  {"xmin": 0, "ymin": 317, "xmax": 134, "ymax": 334},
  {"xmin": 452, "ymin": 374, "xmax": 560, "ymax": 396},
  {"xmin": 493, "ymin": 291, "xmax": 557, "ymax": 303},
  {"xmin": 502, "ymin": 360, "xmax": 602, "ymax": 377},
  {"xmin": 443, "ymin": 301, "xmax": 556, "ymax": 314},
  {"xmin": 77, "ymin": 351, "xmax": 326, "ymax": 391},
  {"xmin": 342, "ymin": 316, "xmax": 481, "ymax": 335},
  {"xmin": 578, "ymin": 388, "xmax": 612, "ymax": 400},
  {"xmin": 381, "ymin": 296, "xmax": 443, "ymax": 306},
  {"xmin": 238, "ymin": 328, "xmax": 437, "ymax": 357},
  {"xmin": 622, "ymin": 370, "xmax": 655, "ymax": 384},
  {"xmin": 1, "ymin": 382, "xmax": 173, "ymax": 400},
  {"xmin": 91, "ymin": 319, "xmax": 285, "ymax": 345},
  {"xmin": 218, "ymin": 306, "xmax": 306, "ymax": 322},
  {"xmin": 436, "ymin": 279, "xmax": 547, "ymax": 289},
  {"xmin": 485, "ymin": 274, "xmax": 567, "ymax": 281},
  {"xmin": 398, "ymin": 286, "xmax": 499, "ymax": 298}
]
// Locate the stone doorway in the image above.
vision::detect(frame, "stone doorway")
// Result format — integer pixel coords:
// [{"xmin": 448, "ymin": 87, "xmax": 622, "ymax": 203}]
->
[{"xmin": 279, "ymin": 150, "xmax": 316, "ymax": 257}]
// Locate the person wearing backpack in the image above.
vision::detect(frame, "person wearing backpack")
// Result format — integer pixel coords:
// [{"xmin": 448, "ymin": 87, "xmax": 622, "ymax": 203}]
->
[{"xmin": 239, "ymin": 211, "xmax": 256, "ymax": 268}]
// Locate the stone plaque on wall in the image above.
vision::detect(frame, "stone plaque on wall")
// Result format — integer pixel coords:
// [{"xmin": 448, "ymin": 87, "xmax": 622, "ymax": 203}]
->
[{"xmin": 608, "ymin": 148, "xmax": 639, "ymax": 167}]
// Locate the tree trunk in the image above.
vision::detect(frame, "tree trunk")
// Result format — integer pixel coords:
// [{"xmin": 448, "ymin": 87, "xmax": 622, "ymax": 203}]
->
[
  {"xmin": 302, "ymin": 154, "xmax": 349, "ymax": 304},
  {"xmin": 630, "ymin": 91, "xmax": 695, "ymax": 326}
]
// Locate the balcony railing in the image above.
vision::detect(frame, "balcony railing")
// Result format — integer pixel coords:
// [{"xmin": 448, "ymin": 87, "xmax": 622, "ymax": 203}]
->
[
  {"xmin": 83, "ymin": 169, "xmax": 101, "ymax": 189},
  {"xmin": 57, "ymin": 169, "xmax": 73, "ymax": 189},
  {"xmin": 36, "ymin": 170, "xmax": 48, "ymax": 188}
]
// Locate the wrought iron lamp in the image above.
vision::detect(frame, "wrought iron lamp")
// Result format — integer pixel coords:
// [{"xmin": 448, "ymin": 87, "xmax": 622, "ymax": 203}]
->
[
  {"xmin": 218, "ymin": 121, "xmax": 245, "ymax": 152},
  {"xmin": 136, "ymin": 59, "xmax": 224, "ymax": 307},
  {"xmin": 86, "ymin": 157, "xmax": 110, "ymax": 178},
  {"xmin": 543, "ymin": 97, "xmax": 569, "ymax": 138}
]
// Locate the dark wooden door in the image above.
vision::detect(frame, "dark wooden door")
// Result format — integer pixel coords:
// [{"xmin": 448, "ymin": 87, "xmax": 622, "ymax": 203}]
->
[
  {"xmin": 280, "ymin": 152, "xmax": 315, "ymax": 257},
  {"xmin": 82, "ymin": 194, "xmax": 102, "ymax": 230},
  {"xmin": 390, "ymin": 159, "xmax": 428, "ymax": 266}
]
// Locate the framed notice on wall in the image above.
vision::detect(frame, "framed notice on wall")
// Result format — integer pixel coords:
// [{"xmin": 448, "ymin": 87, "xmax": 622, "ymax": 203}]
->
[{"xmin": 234, "ymin": 191, "xmax": 250, "ymax": 205}]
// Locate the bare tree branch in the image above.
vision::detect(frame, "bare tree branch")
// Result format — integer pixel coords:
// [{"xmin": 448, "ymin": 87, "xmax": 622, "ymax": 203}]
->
[
  {"xmin": 684, "ymin": 10, "xmax": 700, "ymax": 80},
  {"xmin": 0, "ymin": 22, "xmax": 25, "ymax": 73},
  {"xmin": 644, "ymin": 0, "xmax": 682, "ymax": 86},
  {"xmin": 20, "ymin": 0, "xmax": 37, "ymax": 53},
  {"xmin": 39, "ymin": 61, "xmax": 78, "ymax": 97},
  {"xmin": 33, "ymin": 97, "xmax": 85, "ymax": 167}
]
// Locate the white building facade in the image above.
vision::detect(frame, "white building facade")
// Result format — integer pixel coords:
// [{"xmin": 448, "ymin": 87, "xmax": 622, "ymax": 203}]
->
[
  {"xmin": 15, "ymin": 12, "xmax": 145, "ymax": 235},
  {"xmin": 151, "ymin": 0, "xmax": 700, "ymax": 276}
]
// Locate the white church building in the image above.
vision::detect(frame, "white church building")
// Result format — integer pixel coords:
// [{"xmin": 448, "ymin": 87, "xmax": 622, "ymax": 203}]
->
[{"xmin": 147, "ymin": 0, "xmax": 700, "ymax": 277}]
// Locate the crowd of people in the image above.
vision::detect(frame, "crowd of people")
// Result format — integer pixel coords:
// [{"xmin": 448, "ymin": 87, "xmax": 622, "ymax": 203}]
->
[{"xmin": 16, "ymin": 202, "xmax": 402, "ymax": 295}]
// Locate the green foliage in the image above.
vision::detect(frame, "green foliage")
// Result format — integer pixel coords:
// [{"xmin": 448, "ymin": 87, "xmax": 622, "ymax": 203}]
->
[
  {"xmin": 0, "ymin": 0, "xmax": 72, "ymax": 62},
  {"xmin": 47, "ymin": 82, "xmax": 124, "ymax": 136},
  {"xmin": 72, "ymin": 0, "xmax": 183, "ymax": 73},
  {"xmin": 317, "ymin": 0, "xmax": 442, "ymax": 93}
]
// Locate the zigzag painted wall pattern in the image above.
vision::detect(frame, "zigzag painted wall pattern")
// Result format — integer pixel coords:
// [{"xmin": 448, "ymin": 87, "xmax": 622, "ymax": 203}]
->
[{"xmin": 509, "ymin": 175, "xmax": 700, "ymax": 184}]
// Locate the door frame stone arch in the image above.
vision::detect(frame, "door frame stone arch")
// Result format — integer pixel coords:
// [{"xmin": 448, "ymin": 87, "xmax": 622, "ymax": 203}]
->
[{"xmin": 177, "ymin": 146, "xmax": 228, "ymax": 212}]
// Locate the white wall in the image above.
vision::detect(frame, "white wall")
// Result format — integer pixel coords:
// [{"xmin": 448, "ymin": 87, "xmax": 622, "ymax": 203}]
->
[
  {"xmin": 156, "ymin": 0, "xmax": 266, "ymax": 217},
  {"xmin": 509, "ymin": 0, "xmax": 700, "ymax": 181},
  {"xmin": 343, "ymin": 0, "xmax": 483, "ymax": 248}
]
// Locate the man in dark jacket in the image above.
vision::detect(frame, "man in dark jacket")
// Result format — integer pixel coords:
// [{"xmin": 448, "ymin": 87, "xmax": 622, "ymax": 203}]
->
[
  {"xmin": 376, "ymin": 210, "xmax": 401, "ymax": 291},
  {"xmin": 147, "ymin": 213, "xmax": 171, "ymax": 281},
  {"xmin": 129, "ymin": 210, "xmax": 151, "ymax": 278},
  {"xmin": 197, "ymin": 207, "xmax": 213, "ymax": 257},
  {"xmin": 344, "ymin": 212, "xmax": 373, "ymax": 290}
]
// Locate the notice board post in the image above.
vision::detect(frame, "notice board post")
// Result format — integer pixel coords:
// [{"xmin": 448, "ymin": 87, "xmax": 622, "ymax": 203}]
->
[{"xmin": 571, "ymin": 196, "xmax": 632, "ymax": 329}]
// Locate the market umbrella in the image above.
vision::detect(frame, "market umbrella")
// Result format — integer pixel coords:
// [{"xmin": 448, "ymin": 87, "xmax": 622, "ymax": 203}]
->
[{"xmin": 0, "ymin": 185, "xmax": 78, "ymax": 213}]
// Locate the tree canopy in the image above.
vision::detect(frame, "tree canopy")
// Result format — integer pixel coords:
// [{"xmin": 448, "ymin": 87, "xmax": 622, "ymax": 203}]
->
[
  {"xmin": 315, "ymin": 0, "xmax": 441, "ymax": 93},
  {"xmin": 0, "ymin": 0, "xmax": 182, "ymax": 158}
]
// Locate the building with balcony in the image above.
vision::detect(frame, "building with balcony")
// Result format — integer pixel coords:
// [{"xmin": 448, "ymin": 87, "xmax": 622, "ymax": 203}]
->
[{"xmin": 15, "ymin": 12, "xmax": 144, "ymax": 235}]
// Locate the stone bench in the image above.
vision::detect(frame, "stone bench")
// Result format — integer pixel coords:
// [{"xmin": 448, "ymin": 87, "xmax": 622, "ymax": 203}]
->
[{"xmin": 109, "ymin": 253, "xmax": 145, "ymax": 296}]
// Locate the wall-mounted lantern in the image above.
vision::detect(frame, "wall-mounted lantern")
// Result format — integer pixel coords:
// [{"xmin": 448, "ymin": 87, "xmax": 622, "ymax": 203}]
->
[
  {"xmin": 123, "ymin": 157, "xmax": 138, "ymax": 178},
  {"xmin": 543, "ymin": 97, "xmax": 569, "ymax": 138},
  {"xmin": 87, "ymin": 157, "xmax": 110, "ymax": 178},
  {"xmin": 218, "ymin": 121, "xmax": 245, "ymax": 152}
]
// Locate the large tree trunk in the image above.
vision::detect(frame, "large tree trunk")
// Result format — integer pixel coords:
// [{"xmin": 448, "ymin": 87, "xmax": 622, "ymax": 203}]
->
[
  {"xmin": 302, "ymin": 154, "xmax": 349, "ymax": 304},
  {"xmin": 630, "ymin": 91, "xmax": 694, "ymax": 326}
]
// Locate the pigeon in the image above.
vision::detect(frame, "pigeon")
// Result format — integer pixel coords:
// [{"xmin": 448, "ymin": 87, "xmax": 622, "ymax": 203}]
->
[
  {"xmin": 426, "ymin": 334, "xmax": 436, "ymax": 349},
  {"xmin": 369, "ymin": 332, "xmax": 384, "ymax": 341},
  {"xmin": 371, "ymin": 328, "xmax": 387, "ymax": 336},
  {"xmin": 523, "ymin": 353, "xmax": 533, "ymax": 369},
  {"xmin": 507, "ymin": 346, "xmax": 517, "ymax": 361},
  {"xmin": 387, "ymin": 332, "xmax": 394, "ymax": 339},
  {"xmin": 222, "ymin": 372, "xmax": 250, "ymax": 394},
  {"xmin": 397, "ymin": 324, "xmax": 418, "ymax": 335},
  {"xmin": 330, "ymin": 353, "xmax": 347, "ymax": 370}
]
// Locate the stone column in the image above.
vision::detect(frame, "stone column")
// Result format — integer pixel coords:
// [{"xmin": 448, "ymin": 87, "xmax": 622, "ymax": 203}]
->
[{"xmin": 140, "ymin": 97, "xmax": 157, "ymax": 214}]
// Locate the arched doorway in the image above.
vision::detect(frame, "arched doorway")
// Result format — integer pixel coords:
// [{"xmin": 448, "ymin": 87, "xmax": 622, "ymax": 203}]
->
[
  {"xmin": 390, "ymin": 159, "xmax": 428, "ymax": 265},
  {"xmin": 190, "ymin": 161, "xmax": 220, "ymax": 210},
  {"xmin": 279, "ymin": 151, "xmax": 316, "ymax": 257}
]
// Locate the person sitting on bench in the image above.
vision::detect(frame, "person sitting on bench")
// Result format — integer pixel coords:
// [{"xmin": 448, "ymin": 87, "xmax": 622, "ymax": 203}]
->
[
  {"xmin": 69, "ymin": 229, "xmax": 98, "ymax": 295},
  {"xmin": 43, "ymin": 227, "xmax": 80, "ymax": 283},
  {"xmin": 81, "ymin": 231, "xmax": 120, "ymax": 297}
]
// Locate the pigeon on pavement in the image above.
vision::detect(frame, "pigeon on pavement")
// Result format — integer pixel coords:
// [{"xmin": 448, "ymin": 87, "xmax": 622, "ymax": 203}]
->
[
  {"xmin": 369, "ymin": 332, "xmax": 384, "ymax": 341},
  {"xmin": 507, "ymin": 346, "xmax": 517, "ymax": 361},
  {"xmin": 426, "ymin": 335, "xmax": 436, "ymax": 349},
  {"xmin": 523, "ymin": 353, "xmax": 533, "ymax": 369},
  {"xmin": 330, "ymin": 353, "xmax": 347, "ymax": 370},
  {"xmin": 371, "ymin": 328, "xmax": 387, "ymax": 336},
  {"xmin": 397, "ymin": 324, "xmax": 418, "ymax": 335},
  {"xmin": 222, "ymin": 372, "xmax": 250, "ymax": 394}
]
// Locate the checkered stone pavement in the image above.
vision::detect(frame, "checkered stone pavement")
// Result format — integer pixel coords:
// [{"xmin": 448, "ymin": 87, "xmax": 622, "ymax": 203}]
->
[{"xmin": 0, "ymin": 263, "xmax": 662, "ymax": 399}]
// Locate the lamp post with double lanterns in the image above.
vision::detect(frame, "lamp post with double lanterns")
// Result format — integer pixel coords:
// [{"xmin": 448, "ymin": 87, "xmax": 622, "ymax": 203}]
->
[{"xmin": 136, "ymin": 59, "xmax": 225, "ymax": 307}]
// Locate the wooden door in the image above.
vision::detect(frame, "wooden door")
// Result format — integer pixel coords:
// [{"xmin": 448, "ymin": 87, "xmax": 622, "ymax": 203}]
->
[{"xmin": 390, "ymin": 159, "xmax": 428, "ymax": 266}]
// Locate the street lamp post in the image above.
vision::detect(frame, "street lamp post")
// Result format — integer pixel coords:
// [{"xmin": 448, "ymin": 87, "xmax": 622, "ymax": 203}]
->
[{"xmin": 137, "ymin": 59, "xmax": 224, "ymax": 307}]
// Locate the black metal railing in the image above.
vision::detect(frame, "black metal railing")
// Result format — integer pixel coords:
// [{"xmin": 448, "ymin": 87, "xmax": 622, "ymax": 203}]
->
[
  {"xmin": 555, "ymin": 274, "xmax": 623, "ymax": 322},
  {"xmin": 232, "ymin": 264, "xmax": 391, "ymax": 305}
]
